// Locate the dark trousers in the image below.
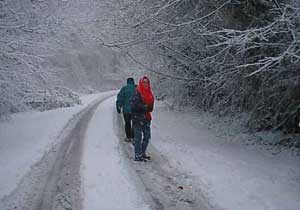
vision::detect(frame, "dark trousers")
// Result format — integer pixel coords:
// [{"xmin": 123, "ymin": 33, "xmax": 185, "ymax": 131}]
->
[
  {"xmin": 123, "ymin": 113, "xmax": 133, "ymax": 138},
  {"xmin": 133, "ymin": 120, "xmax": 151, "ymax": 158}
]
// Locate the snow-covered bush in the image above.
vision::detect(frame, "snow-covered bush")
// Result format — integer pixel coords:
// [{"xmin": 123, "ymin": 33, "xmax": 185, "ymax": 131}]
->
[{"xmin": 24, "ymin": 86, "xmax": 81, "ymax": 111}]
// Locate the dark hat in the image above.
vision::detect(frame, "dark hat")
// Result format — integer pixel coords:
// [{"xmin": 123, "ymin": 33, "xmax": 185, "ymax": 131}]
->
[{"xmin": 127, "ymin": 77, "xmax": 134, "ymax": 84}]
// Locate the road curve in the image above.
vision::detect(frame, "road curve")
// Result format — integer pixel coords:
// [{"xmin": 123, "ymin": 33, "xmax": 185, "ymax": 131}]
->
[{"xmin": 0, "ymin": 93, "xmax": 115, "ymax": 210}]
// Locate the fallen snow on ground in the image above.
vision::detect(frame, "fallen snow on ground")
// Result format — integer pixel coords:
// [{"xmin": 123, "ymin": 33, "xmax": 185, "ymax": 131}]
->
[
  {"xmin": 0, "ymin": 92, "xmax": 115, "ymax": 199},
  {"xmin": 81, "ymin": 96, "xmax": 151, "ymax": 210},
  {"xmin": 0, "ymin": 93, "xmax": 299, "ymax": 210},
  {"xmin": 151, "ymin": 102, "xmax": 300, "ymax": 210}
]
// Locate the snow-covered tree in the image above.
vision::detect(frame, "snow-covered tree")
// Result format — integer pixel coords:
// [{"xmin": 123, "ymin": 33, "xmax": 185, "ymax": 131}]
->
[
  {"xmin": 0, "ymin": 0, "xmax": 128, "ymax": 118},
  {"xmin": 105, "ymin": 0, "xmax": 300, "ymax": 133}
]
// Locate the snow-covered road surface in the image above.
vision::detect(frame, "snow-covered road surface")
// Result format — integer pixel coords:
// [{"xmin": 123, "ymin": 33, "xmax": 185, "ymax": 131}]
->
[
  {"xmin": 1, "ymin": 92, "xmax": 299, "ymax": 210},
  {"xmin": 115, "ymin": 105, "xmax": 214, "ymax": 210},
  {"xmin": 151, "ymin": 108, "xmax": 300, "ymax": 210},
  {"xmin": 0, "ymin": 92, "xmax": 116, "ymax": 210},
  {"xmin": 81, "ymin": 96, "xmax": 152, "ymax": 210},
  {"xmin": 82, "ymin": 96, "xmax": 214, "ymax": 210}
]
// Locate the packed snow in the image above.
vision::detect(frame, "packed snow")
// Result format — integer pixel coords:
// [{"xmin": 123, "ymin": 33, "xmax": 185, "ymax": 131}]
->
[
  {"xmin": 81, "ymin": 96, "xmax": 151, "ymax": 210},
  {"xmin": 0, "ymin": 92, "xmax": 299, "ymax": 210},
  {"xmin": 152, "ymin": 105, "xmax": 300, "ymax": 210},
  {"xmin": 0, "ymin": 92, "xmax": 113, "ymax": 199}
]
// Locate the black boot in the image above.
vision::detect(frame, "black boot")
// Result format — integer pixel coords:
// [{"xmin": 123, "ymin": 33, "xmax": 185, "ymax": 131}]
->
[
  {"xmin": 142, "ymin": 154, "xmax": 151, "ymax": 160},
  {"xmin": 124, "ymin": 138, "xmax": 131, "ymax": 142},
  {"xmin": 134, "ymin": 156, "xmax": 147, "ymax": 162}
]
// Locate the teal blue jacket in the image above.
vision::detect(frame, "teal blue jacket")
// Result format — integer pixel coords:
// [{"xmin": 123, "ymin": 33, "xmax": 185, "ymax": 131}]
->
[{"xmin": 116, "ymin": 80, "xmax": 137, "ymax": 113}]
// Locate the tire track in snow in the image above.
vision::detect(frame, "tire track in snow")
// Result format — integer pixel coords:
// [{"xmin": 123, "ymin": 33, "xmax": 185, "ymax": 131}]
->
[
  {"xmin": 115, "ymin": 112, "xmax": 216, "ymax": 210},
  {"xmin": 0, "ymin": 93, "xmax": 115, "ymax": 210},
  {"xmin": 36, "ymin": 94, "xmax": 115, "ymax": 210}
]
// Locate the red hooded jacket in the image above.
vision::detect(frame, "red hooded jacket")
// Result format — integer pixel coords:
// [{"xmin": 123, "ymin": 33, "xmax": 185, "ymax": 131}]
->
[{"xmin": 136, "ymin": 76, "xmax": 154, "ymax": 120}]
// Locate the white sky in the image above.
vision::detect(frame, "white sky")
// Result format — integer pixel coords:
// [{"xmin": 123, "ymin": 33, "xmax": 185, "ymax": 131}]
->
[{"xmin": 0, "ymin": 92, "xmax": 299, "ymax": 210}]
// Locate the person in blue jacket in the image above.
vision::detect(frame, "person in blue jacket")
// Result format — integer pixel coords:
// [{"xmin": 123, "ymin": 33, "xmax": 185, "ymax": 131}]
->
[{"xmin": 116, "ymin": 77, "xmax": 137, "ymax": 142}]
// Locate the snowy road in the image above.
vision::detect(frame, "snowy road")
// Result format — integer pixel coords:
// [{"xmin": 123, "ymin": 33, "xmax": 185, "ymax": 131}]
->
[
  {"xmin": 1, "ymin": 92, "xmax": 299, "ymax": 210},
  {"xmin": 35, "ymin": 95, "xmax": 114, "ymax": 210},
  {"xmin": 0, "ymin": 94, "xmax": 213, "ymax": 210},
  {"xmin": 115, "ymin": 102, "xmax": 213, "ymax": 210},
  {"xmin": 116, "ymin": 121, "xmax": 214, "ymax": 210},
  {"xmin": 82, "ymin": 96, "xmax": 213, "ymax": 210},
  {"xmin": 0, "ymin": 93, "xmax": 116, "ymax": 210}
]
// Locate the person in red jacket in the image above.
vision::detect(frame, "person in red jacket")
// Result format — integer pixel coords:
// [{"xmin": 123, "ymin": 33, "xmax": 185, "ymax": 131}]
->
[{"xmin": 130, "ymin": 76, "xmax": 154, "ymax": 162}]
